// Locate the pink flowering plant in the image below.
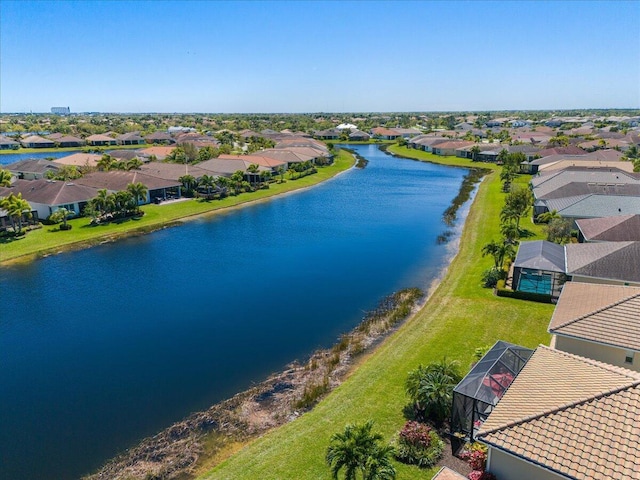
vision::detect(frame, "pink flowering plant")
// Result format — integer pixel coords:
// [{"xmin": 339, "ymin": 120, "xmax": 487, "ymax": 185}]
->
[{"xmin": 393, "ymin": 421, "xmax": 444, "ymax": 468}]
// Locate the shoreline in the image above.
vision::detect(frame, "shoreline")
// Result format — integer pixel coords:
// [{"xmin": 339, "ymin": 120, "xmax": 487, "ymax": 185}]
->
[
  {"xmin": 84, "ymin": 151, "xmax": 485, "ymax": 480},
  {"xmin": 0, "ymin": 154, "xmax": 355, "ymax": 266}
]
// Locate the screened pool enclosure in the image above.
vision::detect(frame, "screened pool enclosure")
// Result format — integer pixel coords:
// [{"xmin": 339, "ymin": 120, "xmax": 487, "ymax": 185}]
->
[{"xmin": 450, "ymin": 341, "xmax": 533, "ymax": 452}]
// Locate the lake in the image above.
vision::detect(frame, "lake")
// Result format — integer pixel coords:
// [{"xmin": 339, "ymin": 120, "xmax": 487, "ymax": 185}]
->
[{"xmin": 0, "ymin": 145, "xmax": 471, "ymax": 479}]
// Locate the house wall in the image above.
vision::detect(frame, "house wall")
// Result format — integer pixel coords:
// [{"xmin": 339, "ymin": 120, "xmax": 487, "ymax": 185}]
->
[
  {"xmin": 553, "ymin": 335, "xmax": 639, "ymax": 372},
  {"xmin": 487, "ymin": 448, "xmax": 565, "ymax": 480}
]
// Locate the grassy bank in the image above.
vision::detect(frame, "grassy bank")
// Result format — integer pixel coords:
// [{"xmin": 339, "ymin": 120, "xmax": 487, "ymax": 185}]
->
[
  {"xmin": 203, "ymin": 146, "xmax": 553, "ymax": 479},
  {"xmin": 0, "ymin": 150, "xmax": 354, "ymax": 265}
]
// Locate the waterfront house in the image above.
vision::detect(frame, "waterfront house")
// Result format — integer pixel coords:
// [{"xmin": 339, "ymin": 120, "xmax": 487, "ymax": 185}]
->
[
  {"xmin": 0, "ymin": 135, "xmax": 20, "ymax": 150},
  {"xmin": 548, "ymin": 282, "xmax": 640, "ymax": 371},
  {"xmin": 540, "ymin": 194, "xmax": 640, "ymax": 221},
  {"xmin": 137, "ymin": 146, "xmax": 176, "ymax": 161},
  {"xmin": 432, "ymin": 140, "xmax": 475, "ymax": 156},
  {"xmin": 117, "ymin": 132, "xmax": 146, "ymax": 145},
  {"xmin": 511, "ymin": 240, "xmax": 566, "ymax": 299},
  {"xmin": 370, "ymin": 127, "xmax": 400, "ymax": 140},
  {"xmin": 476, "ymin": 345, "xmax": 640, "ymax": 480},
  {"xmin": 197, "ymin": 157, "xmax": 270, "ymax": 178},
  {"xmin": 314, "ymin": 129, "xmax": 341, "ymax": 140},
  {"xmin": 86, "ymin": 134, "xmax": 118, "ymax": 147},
  {"xmin": 144, "ymin": 131, "xmax": 175, "ymax": 144},
  {"xmin": 51, "ymin": 135, "xmax": 85, "ymax": 147},
  {"xmin": 5, "ymin": 159, "xmax": 60, "ymax": 180},
  {"xmin": 138, "ymin": 161, "xmax": 209, "ymax": 182},
  {"xmin": 75, "ymin": 171, "xmax": 181, "ymax": 203},
  {"xmin": 0, "ymin": 178, "xmax": 98, "ymax": 218},
  {"xmin": 348, "ymin": 130, "xmax": 370, "ymax": 141},
  {"xmin": 20, "ymin": 135, "xmax": 55, "ymax": 148}
]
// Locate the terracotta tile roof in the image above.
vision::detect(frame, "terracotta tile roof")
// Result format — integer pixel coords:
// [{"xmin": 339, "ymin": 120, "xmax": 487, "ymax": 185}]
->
[
  {"xmin": 576, "ymin": 215, "xmax": 640, "ymax": 242},
  {"xmin": 478, "ymin": 346, "xmax": 640, "ymax": 479},
  {"xmin": 431, "ymin": 467, "xmax": 467, "ymax": 480},
  {"xmin": 137, "ymin": 146, "xmax": 176, "ymax": 159},
  {"xmin": 549, "ymin": 282, "xmax": 640, "ymax": 351}
]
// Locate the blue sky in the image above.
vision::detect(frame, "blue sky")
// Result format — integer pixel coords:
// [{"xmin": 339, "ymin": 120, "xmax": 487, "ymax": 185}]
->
[{"xmin": 1, "ymin": 0, "xmax": 639, "ymax": 113}]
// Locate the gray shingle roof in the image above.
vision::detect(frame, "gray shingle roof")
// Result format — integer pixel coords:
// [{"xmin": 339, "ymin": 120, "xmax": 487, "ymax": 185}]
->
[
  {"xmin": 576, "ymin": 215, "xmax": 640, "ymax": 242},
  {"xmin": 556, "ymin": 195, "xmax": 640, "ymax": 219}
]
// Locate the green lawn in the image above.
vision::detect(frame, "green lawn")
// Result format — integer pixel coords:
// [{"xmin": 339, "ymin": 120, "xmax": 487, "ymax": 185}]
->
[
  {"xmin": 203, "ymin": 146, "xmax": 553, "ymax": 479},
  {"xmin": 0, "ymin": 151, "xmax": 354, "ymax": 264}
]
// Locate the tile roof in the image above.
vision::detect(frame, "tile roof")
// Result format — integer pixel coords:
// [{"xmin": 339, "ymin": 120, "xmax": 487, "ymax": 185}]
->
[
  {"xmin": 137, "ymin": 146, "xmax": 176, "ymax": 159},
  {"xmin": 75, "ymin": 171, "xmax": 179, "ymax": 191},
  {"xmin": 549, "ymin": 282, "xmax": 640, "ymax": 350},
  {"xmin": 21, "ymin": 135, "xmax": 55, "ymax": 145},
  {"xmin": 553, "ymin": 194, "xmax": 640, "ymax": 219},
  {"xmin": 477, "ymin": 346, "xmax": 640, "ymax": 479},
  {"xmin": 565, "ymin": 241, "xmax": 640, "ymax": 283},
  {"xmin": 53, "ymin": 153, "xmax": 102, "ymax": 167},
  {"xmin": 5, "ymin": 158, "xmax": 60, "ymax": 174},
  {"xmin": 86, "ymin": 134, "xmax": 116, "ymax": 142},
  {"xmin": 576, "ymin": 215, "xmax": 640, "ymax": 242},
  {"xmin": 138, "ymin": 162, "xmax": 209, "ymax": 181},
  {"xmin": 431, "ymin": 467, "xmax": 467, "ymax": 480},
  {"xmin": 0, "ymin": 179, "xmax": 99, "ymax": 205}
]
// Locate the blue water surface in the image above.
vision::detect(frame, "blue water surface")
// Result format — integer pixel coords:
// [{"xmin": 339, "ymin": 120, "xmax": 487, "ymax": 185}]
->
[{"xmin": 0, "ymin": 145, "xmax": 471, "ymax": 479}]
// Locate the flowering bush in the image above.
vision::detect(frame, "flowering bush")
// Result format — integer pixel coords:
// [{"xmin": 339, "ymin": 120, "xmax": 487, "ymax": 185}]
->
[
  {"xmin": 393, "ymin": 421, "xmax": 443, "ymax": 468},
  {"xmin": 468, "ymin": 471, "xmax": 497, "ymax": 480},
  {"xmin": 459, "ymin": 443, "xmax": 488, "ymax": 471}
]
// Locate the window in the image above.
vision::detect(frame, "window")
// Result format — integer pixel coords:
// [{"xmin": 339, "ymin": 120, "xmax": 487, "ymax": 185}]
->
[{"xmin": 625, "ymin": 351, "xmax": 634, "ymax": 365}]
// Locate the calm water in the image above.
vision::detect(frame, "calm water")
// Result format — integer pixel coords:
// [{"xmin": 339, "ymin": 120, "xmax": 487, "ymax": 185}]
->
[
  {"xmin": 0, "ymin": 150, "xmax": 80, "ymax": 165},
  {"xmin": 0, "ymin": 145, "xmax": 470, "ymax": 479}
]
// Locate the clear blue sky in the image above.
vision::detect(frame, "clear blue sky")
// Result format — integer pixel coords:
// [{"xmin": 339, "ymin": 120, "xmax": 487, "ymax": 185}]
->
[{"xmin": 1, "ymin": 0, "xmax": 639, "ymax": 113}]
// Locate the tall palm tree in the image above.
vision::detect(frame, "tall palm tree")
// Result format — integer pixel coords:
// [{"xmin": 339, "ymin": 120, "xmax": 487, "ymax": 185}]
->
[
  {"xmin": 326, "ymin": 421, "xmax": 393, "ymax": 480},
  {"xmin": 198, "ymin": 174, "xmax": 216, "ymax": 197},
  {"xmin": 178, "ymin": 175, "xmax": 197, "ymax": 197},
  {"xmin": 482, "ymin": 240, "xmax": 514, "ymax": 270},
  {"xmin": 92, "ymin": 189, "xmax": 115, "ymax": 217},
  {"xmin": 470, "ymin": 145, "xmax": 481, "ymax": 162},
  {"xmin": 97, "ymin": 154, "xmax": 114, "ymax": 172},
  {"xmin": 126, "ymin": 182, "xmax": 148, "ymax": 212}
]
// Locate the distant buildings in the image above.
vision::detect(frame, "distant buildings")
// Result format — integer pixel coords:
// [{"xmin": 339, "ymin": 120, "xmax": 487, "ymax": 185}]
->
[{"xmin": 51, "ymin": 107, "xmax": 70, "ymax": 115}]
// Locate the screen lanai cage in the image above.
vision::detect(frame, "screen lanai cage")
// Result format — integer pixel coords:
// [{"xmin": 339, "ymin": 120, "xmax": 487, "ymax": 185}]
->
[{"xmin": 450, "ymin": 341, "xmax": 533, "ymax": 453}]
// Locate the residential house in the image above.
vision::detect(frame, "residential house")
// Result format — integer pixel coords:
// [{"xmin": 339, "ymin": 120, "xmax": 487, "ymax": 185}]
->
[
  {"xmin": 575, "ymin": 214, "xmax": 640, "ymax": 242},
  {"xmin": 541, "ymin": 194, "xmax": 640, "ymax": 221},
  {"xmin": 432, "ymin": 140, "xmax": 474, "ymax": 156},
  {"xmin": 0, "ymin": 135, "xmax": 20, "ymax": 150},
  {"xmin": 314, "ymin": 129, "xmax": 341, "ymax": 140},
  {"xmin": 53, "ymin": 153, "xmax": 102, "ymax": 168},
  {"xmin": 144, "ymin": 131, "xmax": 175, "ymax": 144},
  {"xmin": 20, "ymin": 135, "xmax": 55, "ymax": 148},
  {"xmin": 138, "ymin": 161, "xmax": 209, "ymax": 182},
  {"xmin": 477, "ymin": 345, "xmax": 640, "ymax": 480},
  {"xmin": 408, "ymin": 135, "xmax": 448, "ymax": 152},
  {"xmin": 137, "ymin": 146, "xmax": 176, "ymax": 161},
  {"xmin": 226, "ymin": 154, "xmax": 287, "ymax": 174},
  {"xmin": 391, "ymin": 128, "xmax": 422, "ymax": 138},
  {"xmin": 548, "ymin": 282, "xmax": 640, "ymax": 371},
  {"xmin": 197, "ymin": 157, "xmax": 270, "ymax": 178},
  {"xmin": 537, "ymin": 146, "xmax": 587, "ymax": 157},
  {"xmin": 511, "ymin": 240, "xmax": 566, "ymax": 298},
  {"xmin": 0, "ymin": 178, "xmax": 99, "ymax": 218},
  {"xmin": 348, "ymin": 130, "xmax": 370, "ymax": 141},
  {"xmin": 117, "ymin": 132, "xmax": 145, "ymax": 145},
  {"xmin": 5, "ymin": 159, "xmax": 60, "ymax": 180},
  {"xmin": 55, "ymin": 135, "xmax": 85, "ymax": 147},
  {"xmin": 107, "ymin": 149, "xmax": 141, "ymax": 161},
  {"xmin": 86, "ymin": 134, "xmax": 118, "ymax": 147},
  {"xmin": 75, "ymin": 171, "xmax": 181, "ymax": 203},
  {"xmin": 565, "ymin": 241, "xmax": 640, "ymax": 286},
  {"xmin": 370, "ymin": 127, "xmax": 400, "ymax": 140}
]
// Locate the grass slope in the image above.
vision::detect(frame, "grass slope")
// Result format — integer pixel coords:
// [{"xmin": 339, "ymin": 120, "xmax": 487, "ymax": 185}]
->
[
  {"xmin": 203, "ymin": 146, "xmax": 553, "ymax": 479},
  {"xmin": 0, "ymin": 151, "xmax": 354, "ymax": 264}
]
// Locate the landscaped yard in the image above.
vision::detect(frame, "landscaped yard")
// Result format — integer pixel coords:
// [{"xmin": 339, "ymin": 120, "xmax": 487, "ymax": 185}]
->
[
  {"xmin": 0, "ymin": 150, "xmax": 355, "ymax": 264},
  {"xmin": 201, "ymin": 146, "xmax": 553, "ymax": 479}
]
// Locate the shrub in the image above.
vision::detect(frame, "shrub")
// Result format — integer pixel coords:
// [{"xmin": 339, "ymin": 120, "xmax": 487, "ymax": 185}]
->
[
  {"xmin": 468, "ymin": 471, "xmax": 497, "ymax": 480},
  {"xmin": 393, "ymin": 421, "xmax": 443, "ymax": 468},
  {"xmin": 481, "ymin": 267, "xmax": 504, "ymax": 288}
]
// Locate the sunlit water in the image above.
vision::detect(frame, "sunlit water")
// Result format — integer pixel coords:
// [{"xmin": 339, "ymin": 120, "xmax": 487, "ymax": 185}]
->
[{"xmin": 0, "ymin": 145, "xmax": 471, "ymax": 479}]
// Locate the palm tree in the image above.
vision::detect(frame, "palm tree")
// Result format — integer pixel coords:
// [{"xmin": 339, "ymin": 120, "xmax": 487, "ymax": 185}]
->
[
  {"xmin": 405, "ymin": 359, "xmax": 461, "ymax": 426},
  {"xmin": 49, "ymin": 207, "xmax": 72, "ymax": 230},
  {"xmin": 500, "ymin": 221, "xmax": 520, "ymax": 244},
  {"xmin": 276, "ymin": 166, "xmax": 286, "ymax": 183},
  {"xmin": 536, "ymin": 209, "xmax": 560, "ymax": 224},
  {"xmin": 178, "ymin": 175, "xmax": 197, "ymax": 197},
  {"xmin": 0, "ymin": 167, "xmax": 12, "ymax": 187},
  {"xmin": 470, "ymin": 145, "xmax": 481, "ymax": 162},
  {"xmin": 0, "ymin": 193, "xmax": 32, "ymax": 233},
  {"xmin": 125, "ymin": 157, "xmax": 143, "ymax": 170},
  {"xmin": 126, "ymin": 182, "xmax": 148, "ymax": 213},
  {"xmin": 326, "ymin": 421, "xmax": 393, "ymax": 480},
  {"xmin": 231, "ymin": 170, "xmax": 244, "ymax": 195},
  {"xmin": 198, "ymin": 174, "xmax": 217, "ymax": 198},
  {"xmin": 97, "ymin": 154, "xmax": 113, "ymax": 172},
  {"xmin": 482, "ymin": 240, "xmax": 515, "ymax": 270},
  {"xmin": 92, "ymin": 189, "xmax": 115, "ymax": 217}
]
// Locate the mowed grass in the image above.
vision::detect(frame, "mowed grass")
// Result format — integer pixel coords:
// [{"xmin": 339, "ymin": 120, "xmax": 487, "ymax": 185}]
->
[
  {"xmin": 203, "ymin": 146, "xmax": 553, "ymax": 480},
  {"xmin": 0, "ymin": 151, "xmax": 354, "ymax": 264}
]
